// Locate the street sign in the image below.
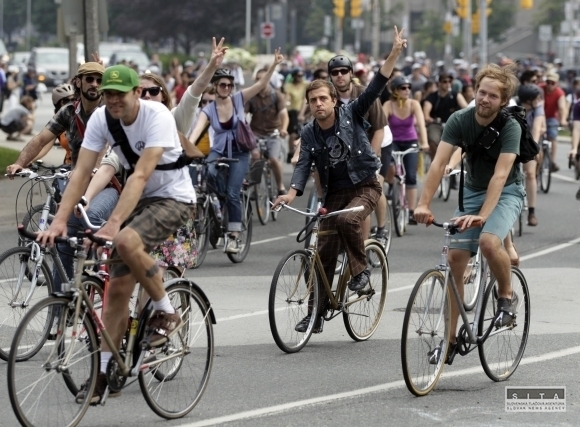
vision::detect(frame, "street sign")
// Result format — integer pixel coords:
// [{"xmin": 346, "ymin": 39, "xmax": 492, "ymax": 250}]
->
[
  {"xmin": 261, "ymin": 22, "xmax": 275, "ymax": 39},
  {"xmin": 539, "ymin": 25, "xmax": 552, "ymax": 42}
]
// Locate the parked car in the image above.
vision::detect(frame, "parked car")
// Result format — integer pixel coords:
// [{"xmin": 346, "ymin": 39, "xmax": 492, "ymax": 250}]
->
[
  {"xmin": 77, "ymin": 42, "xmax": 143, "ymax": 67},
  {"xmin": 28, "ymin": 47, "xmax": 69, "ymax": 87},
  {"xmin": 108, "ymin": 50, "xmax": 150, "ymax": 74},
  {"xmin": 9, "ymin": 51, "xmax": 31, "ymax": 74}
]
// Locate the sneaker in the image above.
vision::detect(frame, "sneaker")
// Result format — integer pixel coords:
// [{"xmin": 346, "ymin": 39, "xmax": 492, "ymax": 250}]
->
[
  {"xmin": 428, "ymin": 341, "xmax": 457, "ymax": 365},
  {"xmin": 147, "ymin": 310, "xmax": 183, "ymax": 347},
  {"xmin": 75, "ymin": 372, "xmax": 121, "ymax": 404},
  {"xmin": 494, "ymin": 291, "xmax": 519, "ymax": 328},
  {"xmin": 225, "ymin": 237, "xmax": 241, "ymax": 254},
  {"xmin": 348, "ymin": 270, "xmax": 370, "ymax": 291},
  {"xmin": 550, "ymin": 162, "xmax": 560, "ymax": 172},
  {"xmin": 294, "ymin": 314, "xmax": 324, "ymax": 334},
  {"xmin": 527, "ymin": 213, "xmax": 538, "ymax": 226}
]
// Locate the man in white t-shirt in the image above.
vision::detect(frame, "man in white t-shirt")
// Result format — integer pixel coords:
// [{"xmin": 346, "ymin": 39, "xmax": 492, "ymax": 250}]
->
[{"xmin": 38, "ymin": 65, "xmax": 195, "ymax": 404}]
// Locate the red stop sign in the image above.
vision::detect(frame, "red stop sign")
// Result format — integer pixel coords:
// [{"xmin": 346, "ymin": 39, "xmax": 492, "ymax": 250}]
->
[{"xmin": 261, "ymin": 22, "xmax": 275, "ymax": 39}]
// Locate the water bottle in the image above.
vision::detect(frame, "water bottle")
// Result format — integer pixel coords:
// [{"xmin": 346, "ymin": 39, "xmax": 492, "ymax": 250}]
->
[{"xmin": 211, "ymin": 196, "xmax": 222, "ymax": 221}]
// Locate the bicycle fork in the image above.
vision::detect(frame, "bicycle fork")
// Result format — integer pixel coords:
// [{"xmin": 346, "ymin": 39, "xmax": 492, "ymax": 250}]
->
[{"xmin": 11, "ymin": 243, "xmax": 46, "ymax": 308}]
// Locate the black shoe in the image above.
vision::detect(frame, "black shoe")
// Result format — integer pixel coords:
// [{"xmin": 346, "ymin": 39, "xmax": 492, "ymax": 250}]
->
[
  {"xmin": 294, "ymin": 314, "xmax": 324, "ymax": 333},
  {"xmin": 286, "ymin": 152, "xmax": 294, "ymax": 164},
  {"xmin": 576, "ymin": 187, "xmax": 580, "ymax": 201},
  {"xmin": 550, "ymin": 162, "xmax": 560, "ymax": 172},
  {"xmin": 494, "ymin": 291, "xmax": 519, "ymax": 327},
  {"xmin": 428, "ymin": 341, "xmax": 457, "ymax": 365},
  {"xmin": 408, "ymin": 216, "xmax": 418, "ymax": 225},
  {"xmin": 348, "ymin": 270, "xmax": 370, "ymax": 291},
  {"xmin": 75, "ymin": 372, "xmax": 121, "ymax": 404}
]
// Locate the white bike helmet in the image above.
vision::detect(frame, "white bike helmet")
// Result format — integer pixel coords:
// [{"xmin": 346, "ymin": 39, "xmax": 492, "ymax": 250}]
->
[{"xmin": 52, "ymin": 83, "xmax": 75, "ymax": 107}]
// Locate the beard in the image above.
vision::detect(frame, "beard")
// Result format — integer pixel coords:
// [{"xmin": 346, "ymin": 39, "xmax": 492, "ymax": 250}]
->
[
  {"xmin": 476, "ymin": 101, "xmax": 500, "ymax": 119},
  {"xmin": 82, "ymin": 88, "xmax": 100, "ymax": 102}
]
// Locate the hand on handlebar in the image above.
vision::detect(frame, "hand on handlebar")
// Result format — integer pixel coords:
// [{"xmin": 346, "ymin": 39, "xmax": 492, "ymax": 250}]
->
[
  {"xmin": 451, "ymin": 214, "xmax": 484, "ymax": 232},
  {"xmin": 5, "ymin": 164, "xmax": 25, "ymax": 179},
  {"xmin": 272, "ymin": 193, "xmax": 294, "ymax": 211},
  {"xmin": 36, "ymin": 220, "xmax": 68, "ymax": 247},
  {"xmin": 412, "ymin": 206, "xmax": 433, "ymax": 225}
]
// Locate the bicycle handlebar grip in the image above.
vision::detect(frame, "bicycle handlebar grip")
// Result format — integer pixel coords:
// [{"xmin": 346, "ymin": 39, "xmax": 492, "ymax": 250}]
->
[
  {"xmin": 17, "ymin": 225, "xmax": 69, "ymax": 244},
  {"xmin": 85, "ymin": 230, "xmax": 108, "ymax": 247},
  {"xmin": 318, "ymin": 207, "xmax": 328, "ymax": 215}
]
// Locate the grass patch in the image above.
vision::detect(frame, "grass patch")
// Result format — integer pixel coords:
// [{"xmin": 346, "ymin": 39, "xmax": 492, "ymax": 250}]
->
[{"xmin": 0, "ymin": 146, "xmax": 20, "ymax": 177}]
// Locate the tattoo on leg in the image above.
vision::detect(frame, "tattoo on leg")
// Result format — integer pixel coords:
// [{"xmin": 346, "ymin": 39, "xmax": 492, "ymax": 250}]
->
[{"xmin": 145, "ymin": 264, "xmax": 160, "ymax": 278}]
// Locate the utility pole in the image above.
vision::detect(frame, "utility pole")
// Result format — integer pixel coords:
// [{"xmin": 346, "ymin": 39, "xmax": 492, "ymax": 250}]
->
[
  {"xmin": 245, "ymin": 0, "xmax": 251, "ymax": 49},
  {"xmin": 462, "ymin": 0, "xmax": 472, "ymax": 63},
  {"xmin": 445, "ymin": 0, "xmax": 453, "ymax": 67},
  {"xmin": 26, "ymin": 0, "xmax": 32, "ymax": 50},
  {"xmin": 479, "ymin": 0, "xmax": 487, "ymax": 67},
  {"xmin": 371, "ymin": 0, "xmax": 381, "ymax": 59},
  {"xmin": 84, "ymin": 0, "xmax": 99, "ymax": 62}
]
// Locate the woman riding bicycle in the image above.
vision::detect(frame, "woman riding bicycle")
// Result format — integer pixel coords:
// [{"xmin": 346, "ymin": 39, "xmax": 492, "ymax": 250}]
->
[
  {"xmin": 382, "ymin": 75, "xmax": 429, "ymax": 224},
  {"xmin": 188, "ymin": 50, "xmax": 285, "ymax": 254}
]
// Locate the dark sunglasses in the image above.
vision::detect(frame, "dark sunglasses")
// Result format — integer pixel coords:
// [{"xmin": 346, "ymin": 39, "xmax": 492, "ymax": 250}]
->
[
  {"xmin": 57, "ymin": 97, "xmax": 75, "ymax": 108},
  {"xmin": 441, "ymin": 79, "xmax": 452, "ymax": 84},
  {"xmin": 140, "ymin": 86, "xmax": 162, "ymax": 97},
  {"xmin": 200, "ymin": 99, "xmax": 213, "ymax": 106},
  {"xmin": 398, "ymin": 85, "xmax": 411, "ymax": 91},
  {"xmin": 546, "ymin": 80, "xmax": 556, "ymax": 85},
  {"xmin": 330, "ymin": 69, "xmax": 350, "ymax": 77},
  {"xmin": 84, "ymin": 76, "xmax": 102, "ymax": 84},
  {"xmin": 218, "ymin": 83, "xmax": 234, "ymax": 89}
]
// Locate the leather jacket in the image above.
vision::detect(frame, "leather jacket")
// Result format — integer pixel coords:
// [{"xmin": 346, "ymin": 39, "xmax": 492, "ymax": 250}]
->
[{"xmin": 290, "ymin": 72, "xmax": 388, "ymax": 198}]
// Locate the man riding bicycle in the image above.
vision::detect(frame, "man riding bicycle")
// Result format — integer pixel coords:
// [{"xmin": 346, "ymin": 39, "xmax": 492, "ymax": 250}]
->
[
  {"xmin": 274, "ymin": 26, "xmax": 406, "ymax": 332},
  {"xmin": 414, "ymin": 63, "xmax": 525, "ymax": 362}
]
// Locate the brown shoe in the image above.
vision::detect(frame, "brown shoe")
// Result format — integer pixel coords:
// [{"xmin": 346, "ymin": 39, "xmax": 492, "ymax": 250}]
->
[
  {"xmin": 75, "ymin": 372, "xmax": 121, "ymax": 404},
  {"xmin": 147, "ymin": 310, "xmax": 183, "ymax": 347},
  {"xmin": 527, "ymin": 213, "xmax": 538, "ymax": 226},
  {"xmin": 550, "ymin": 163, "xmax": 560, "ymax": 172}
]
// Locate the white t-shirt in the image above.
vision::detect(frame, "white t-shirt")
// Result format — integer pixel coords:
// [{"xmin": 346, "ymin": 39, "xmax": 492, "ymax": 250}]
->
[
  {"xmin": 381, "ymin": 125, "xmax": 393, "ymax": 148},
  {"xmin": 82, "ymin": 100, "xmax": 195, "ymax": 203}
]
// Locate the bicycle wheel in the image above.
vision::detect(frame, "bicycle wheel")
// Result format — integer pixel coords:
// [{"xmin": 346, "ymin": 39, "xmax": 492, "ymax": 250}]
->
[
  {"xmin": 164, "ymin": 265, "xmax": 183, "ymax": 280},
  {"xmin": 401, "ymin": 269, "xmax": 451, "ymax": 396},
  {"xmin": 139, "ymin": 280, "xmax": 214, "ymax": 419},
  {"xmin": 539, "ymin": 146, "xmax": 551, "ymax": 193},
  {"xmin": 478, "ymin": 267, "xmax": 530, "ymax": 382},
  {"xmin": 268, "ymin": 250, "xmax": 319, "ymax": 353},
  {"xmin": 227, "ymin": 195, "xmax": 253, "ymax": 263},
  {"xmin": 0, "ymin": 246, "xmax": 54, "ymax": 361},
  {"xmin": 381, "ymin": 196, "xmax": 393, "ymax": 256},
  {"xmin": 8, "ymin": 297, "xmax": 99, "ymax": 427},
  {"xmin": 463, "ymin": 253, "xmax": 484, "ymax": 312},
  {"xmin": 392, "ymin": 180, "xmax": 405, "ymax": 237},
  {"xmin": 255, "ymin": 165, "xmax": 270, "ymax": 225},
  {"xmin": 441, "ymin": 176, "xmax": 451, "ymax": 202},
  {"xmin": 343, "ymin": 242, "xmax": 388, "ymax": 341},
  {"xmin": 192, "ymin": 200, "xmax": 210, "ymax": 268},
  {"xmin": 267, "ymin": 165, "xmax": 279, "ymax": 221}
]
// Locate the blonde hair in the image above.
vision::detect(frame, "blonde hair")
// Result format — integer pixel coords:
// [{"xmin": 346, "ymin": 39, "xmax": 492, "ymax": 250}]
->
[
  {"xmin": 139, "ymin": 72, "xmax": 173, "ymax": 110},
  {"xmin": 474, "ymin": 63, "xmax": 518, "ymax": 106}
]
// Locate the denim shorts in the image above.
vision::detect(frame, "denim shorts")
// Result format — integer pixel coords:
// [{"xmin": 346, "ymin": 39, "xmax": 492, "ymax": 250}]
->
[
  {"xmin": 546, "ymin": 117, "xmax": 559, "ymax": 140},
  {"xmin": 450, "ymin": 182, "xmax": 525, "ymax": 254}
]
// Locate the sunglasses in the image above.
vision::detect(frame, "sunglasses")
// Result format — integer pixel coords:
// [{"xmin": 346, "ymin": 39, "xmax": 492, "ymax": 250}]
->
[
  {"xmin": 546, "ymin": 80, "xmax": 556, "ymax": 85},
  {"xmin": 200, "ymin": 99, "xmax": 213, "ymax": 106},
  {"xmin": 140, "ymin": 86, "xmax": 162, "ymax": 97},
  {"xmin": 57, "ymin": 97, "xmax": 75, "ymax": 108},
  {"xmin": 218, "ymin": 83, "xmax": 234, "ymax": 89},
  {"xmin": 84, "ymin": 76, "xmax": 102, "ymax": 84},
  {"xmin": 441, "ymin": 80, "xmax": 452, "ymax": 84},
  {"xmin": 330, "ymin": 69, "xmax": 350, "ymax": 76},
  {"xmin": 399, "ymin": 85, "xmax": 411, "ymax": 91}
]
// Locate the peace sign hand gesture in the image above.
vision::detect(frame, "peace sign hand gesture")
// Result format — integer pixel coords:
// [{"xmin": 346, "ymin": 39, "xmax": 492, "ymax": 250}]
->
[
  {"xmin": 272, "ymin": 48, "xmax": 285, "ymax": 67},
  {"xmin": 391, "ymin": 26, "xmax": 407, "ymax": 53},
  {"xmin": 209, "ymin": 37, "xmax": 228, "ymax": 69}
]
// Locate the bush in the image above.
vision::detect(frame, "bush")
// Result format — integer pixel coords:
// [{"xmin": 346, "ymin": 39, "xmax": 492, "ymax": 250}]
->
[
  {"xmin": 0, "ymin": 147, "xmax": 20, "ymax": 178},
  {"xmin": 223, "ymin": 47, "xmax": 256, "ymax": 70}
]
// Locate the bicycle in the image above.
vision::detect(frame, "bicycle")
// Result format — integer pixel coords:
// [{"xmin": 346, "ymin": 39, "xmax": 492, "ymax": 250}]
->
[
  {"xmin": 401, "ymin": 219, "xmax": 530, "ymax": 396},
  {"xmin": 438, "ymin": 168, "xmax": 462, "ymax": 202},
  {"xmin": 8, "ymin": 225, "xmax": 215, "ymax": 427},
  {"xmin": 253, "ymin": 129, "xmax": 282, "ymax": 225},
  {"xmin": 391, "ymin": 145, "xmax": 420, "ymax": 237},
  {"xmin": 515, "ymin": 164, "xmax": 530, "ymax": 237},
  {"xmin": 537, "ymin": 135, "xmax": 551, "ymax": 194},
  {"xmin": 568, "ymin": 152, "xmax": 580, "ymax": 181},
  {"xmin": 268, "ymin": 203, "xmax": 389, "ymax": 353}
]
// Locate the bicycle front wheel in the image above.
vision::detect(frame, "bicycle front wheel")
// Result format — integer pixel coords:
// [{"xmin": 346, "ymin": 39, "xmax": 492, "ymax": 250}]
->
[
  {"xmin": 382, "ymin": 196, "xmax": 393, "ymax": 255},
  {"xmin": 392, "ymin": 180, "xmax": 405, "ymax": 237},
  {"xmin": 0, "ymin": 246, "xmax": 54, "ymax": 361},
  {"xmin": 539, "ymin": 146, "xmax": 551, "ymax": 193},
  {"xmin": 227, "ymin": 195, "xmax": 253, "ymax": 263},
  {"xmin": 478, "ymin": 267, "xmax": 530, "ymax": 382},
  {"xmin": 139, "ymin": 280, "xmax": 214, "ymax": 419},
  {"xmin": 8, "ymin": 297, "xmax": 99, "ymax": 427},
  {"xmin": 255, "ymin": 168, "xmax": 270, "ymax": 225},
  {"xmin": 268, "ymin": 250, "xmax": 319, "ymax": 353},
  {"xmin": 343, "ymin": 242, "xmax": 388, "ymax": 341},
  {"xmin": 441, "ymin": 176, "xmax": 451, "ymax": 201},
  {"xmin": 192, "ymin": 200, "xmax": 210, "ymax": 268},
  {"xmin": 401, "ymin": 269, "xmax": 451, "ymax": 396},
  {"xmin": 267, "ymin": 165, "xmax": 279, "ymax": 221}
]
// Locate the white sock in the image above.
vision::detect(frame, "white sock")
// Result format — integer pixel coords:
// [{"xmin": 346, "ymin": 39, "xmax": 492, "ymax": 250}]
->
[
  {"xmin": 101, "ymin": 351, "xmax": 112, "ymax": 374},
  {"xmin": 152, "ymin": 293, "xmax": 175, "ymax": 314}
]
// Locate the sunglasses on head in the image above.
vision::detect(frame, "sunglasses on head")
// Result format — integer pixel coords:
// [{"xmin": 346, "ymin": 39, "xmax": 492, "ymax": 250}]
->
[
  {"xmin": 84, "ymin": 76, "xmax": 102, "ymax": 84},
  {"xmin": 330, "ymin": 69, "xmax": 350, "ymax": 76},
  {"xmin": 140, "ymin": 86, "xmax": 162, "ymax": 97},
  {"xmin": 200, "ymin": 99, "xmax": 213, "ymax": 106},
  {"xmin": 218, "ymin": 83, "xmax": 234, "ymax": 89}
]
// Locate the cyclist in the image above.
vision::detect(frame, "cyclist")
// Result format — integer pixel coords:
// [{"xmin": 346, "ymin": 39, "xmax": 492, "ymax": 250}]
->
[
  {"xmin": 414, "ymin": 63, "xmax": 524, "ymax": 363},
  {"xmin": 571, "ymin": 91, "xmax": 580, "ymax": 200},
  {"xmin": 38, "ymin": 64, "xmax": 196, "ymax": 403},
  {"xmin": 246, "ymin": 67, "xmax": 289, "ymax": 195},
  {"xmin": 382, "ymin": 75, "xmax": 429, "ymax": 224},
  {"xmin": 273, "ymin": 26, "xmax": 406, "ymax": 331},
  {"xmin": 188, "ymin": 50, "xmax": 285, "ymax": 254},
  {"xmin": 539, "ymin": 71, "xmax": 567, "ymax": 172}
]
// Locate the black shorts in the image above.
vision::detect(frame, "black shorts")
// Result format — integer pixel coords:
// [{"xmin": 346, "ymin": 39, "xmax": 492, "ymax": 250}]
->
[
  {"xmin": 287, "ymin": 110, "xmax": 301, "ymax": 135},
  {"xmin": 0, "ymin": 120, "xmax": 24, "ymax": 135},
  {"xmin": 379, "ymin": 145, "xmax": 393, "ymax": 177}
]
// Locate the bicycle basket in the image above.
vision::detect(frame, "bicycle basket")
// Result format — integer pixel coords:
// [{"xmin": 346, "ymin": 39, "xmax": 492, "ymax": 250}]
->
[{"xmin": 245, "ymin": 159, "xmax": 266, "ymax": 185}]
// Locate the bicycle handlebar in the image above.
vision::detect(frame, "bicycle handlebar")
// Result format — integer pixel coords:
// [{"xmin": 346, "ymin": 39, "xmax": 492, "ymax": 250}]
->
[
  {"xmin": 391, "ymin": 146, "xmax": 420, "ymax": 156},
  {"xmin": 5, "ymin": 168, "xmax": 70, "ymax": 180},
  {"xmin": 76, "ymin": 199, "xmax": 100, "ymax": 232},
  {"xmin": 427, "ymin": 217, "xmax": 483, "ymax": 233},
  {"xmin": 18, "ymin": 225, "xmax": 70, "ymax": 245}
]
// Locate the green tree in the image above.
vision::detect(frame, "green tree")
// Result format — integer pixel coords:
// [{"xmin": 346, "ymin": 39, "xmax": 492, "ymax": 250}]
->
[
  {"xmin": 531, "ymin": 0, "xmax": 566, "ymax": 35},
  {"xmin": 485, "ymin": 0, "xmax": 517, "ymax": 43},
  {"xmin": 413, "ymin": 10, "xmax": 448, "ymax": 59}
]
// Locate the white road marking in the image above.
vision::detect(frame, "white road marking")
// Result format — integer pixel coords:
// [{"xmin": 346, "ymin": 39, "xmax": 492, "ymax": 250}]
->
[
  {"xmin": 551, "ymin": 173, "xmax": 578, "ymax": 183},
  {"xmin": 520, "ymin": 237, "xmax": 580, "ymax": 262}
]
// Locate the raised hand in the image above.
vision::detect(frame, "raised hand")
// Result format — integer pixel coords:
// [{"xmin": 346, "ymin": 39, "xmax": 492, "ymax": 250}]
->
[
  {"xmin": 91, "ymin": 52, "xmax": 104, "ymax": 66},
  {"xmin": 392, "ymin": 26, "xmax": 407, "ymax": 52},
  {"xmin": 209, "ymin": 37, "xmax": 228, "ymax": 68},
  {"xmin": 272, "ymin": 48, "xmax": 285, "ymax": 66}
]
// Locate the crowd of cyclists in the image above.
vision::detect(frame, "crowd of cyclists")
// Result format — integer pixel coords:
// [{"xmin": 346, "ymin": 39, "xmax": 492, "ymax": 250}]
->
[{"xmin": 2, "ymin": 25, "xmax": 580, "ymax": 414}]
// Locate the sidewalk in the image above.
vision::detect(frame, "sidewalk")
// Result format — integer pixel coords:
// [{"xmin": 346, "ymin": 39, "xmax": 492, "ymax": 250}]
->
[{"xmin": 0, "ymin": 132, "xmax": 66, "ymax": 168}]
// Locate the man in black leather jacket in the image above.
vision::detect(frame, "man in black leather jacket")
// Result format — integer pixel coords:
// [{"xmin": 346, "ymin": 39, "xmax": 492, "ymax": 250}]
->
[{"xmin": 273, "ymin": 27, "xmax": 406, "ymax": 333}]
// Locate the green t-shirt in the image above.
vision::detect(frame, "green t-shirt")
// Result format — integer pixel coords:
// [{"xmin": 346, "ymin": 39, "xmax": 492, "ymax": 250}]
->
[{"xmin": 442, "ymin": 107, "xmax": 522, "ymax": 191}]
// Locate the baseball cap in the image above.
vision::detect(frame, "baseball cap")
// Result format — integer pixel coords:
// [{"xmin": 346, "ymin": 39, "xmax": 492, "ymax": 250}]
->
[
  {"xmin": 545, "ymin": 71, "xmax": 559, "ymax": 83},
  {"xmin": 184, "ymin": 60, "xmax": 194, "ymax": 67},
  {"xmin": 100, "ymin": 65, "xmax": 140, "ymax": 92},
  {"xmin": 77, "ymin": 61, "xmax": 105, "ymax": 76},
  {"xmin": 412, "ymin": 63, "xmax": 421, "ymax": 70}
]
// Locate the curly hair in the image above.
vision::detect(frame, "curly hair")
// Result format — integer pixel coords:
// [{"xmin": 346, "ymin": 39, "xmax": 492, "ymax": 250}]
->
[
  {"xmin": 139, "ymin": 72, "xmax": 173, "ymax": 110},
  {"xmin": 474, "ymin": 63, "xmax": 518, "ymax": 106}
]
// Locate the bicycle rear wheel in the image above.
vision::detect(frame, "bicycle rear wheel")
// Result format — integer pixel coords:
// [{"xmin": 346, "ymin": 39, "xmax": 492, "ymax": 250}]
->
[
  {"xmin": 268, "ymin": 250, "xmax": 319, "ymax": 353},
  {"xmin": 463, "ymin": 253, "xmax": 484, "ymax": 311},
  {"xmin": 478, "ymin": 267, "xmax": 530, "ymax": 382},
  {"xmin": 343, "ymin": 242, "xmax": 388, "ymax": 341},
  {"xmin": 0, "ymin": 246, "xmax": 54, "ymax": 361},
  {"xmin": 255, "ymin": 166, "xmax": 270, "ymax": 225},
  {"xmin": 401, "ymin": 269, "xmax": 451, "ymax": 396},
  {"xmin": 539, "ymin": 145, "xmax": 551, "ymax": 193},
  {"xmin": 392, "ymin": 180, "xmax": 405, "ymax": 237},
  {"xmin": 441, "ymin": 176, "xmax": 451, "ymax": 201},
  {"xmin": 139, "ymin": 280, "xmax": 214, "ymax": 419},
  {"xmin": 8, "ymin": 297, "xmax": 99, "ymax": 427},
  {"xmin": 227, "ymin": 195, "xmax": 253, "ymax": 263},
  {"xmin": 267, "ymin": 165, "xmax": 279, "ymax": 221},
  {"xmin": 192, "ymin": 200, "xmax": 210, "ymax": 268}
]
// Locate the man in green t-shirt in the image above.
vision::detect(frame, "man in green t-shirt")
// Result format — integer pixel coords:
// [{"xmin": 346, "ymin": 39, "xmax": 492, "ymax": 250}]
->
[{"xmin": 414, "ymin": 63, "xmax": 525, "ymax": 364}]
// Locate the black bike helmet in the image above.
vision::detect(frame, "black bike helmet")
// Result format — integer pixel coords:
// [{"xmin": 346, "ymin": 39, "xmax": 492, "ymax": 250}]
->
[
  {"xmin": 389, "ymin": 75, "xmax": 411, "ymax": 91},
  {"xmin": 517, "ymin": 84, "xmax": 542, "ymax": 104},
  {"xmin": 327, "ymin": 55, "xmax": 353, "ymax": 72},
  {"xmin": 211, "ymin": 68, "xmax": 235, "ymax": 83}
]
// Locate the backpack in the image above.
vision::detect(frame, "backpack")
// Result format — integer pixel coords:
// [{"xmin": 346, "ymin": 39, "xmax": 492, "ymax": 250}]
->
[{"xmin": 457, "ymin": 105, "xmax": 539, "ymax": 211}]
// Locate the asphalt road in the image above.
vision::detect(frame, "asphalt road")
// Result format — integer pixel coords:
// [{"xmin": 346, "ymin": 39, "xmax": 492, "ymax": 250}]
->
[{"xmin": 1, "ymin": 100, "xmax": 580, "ymax": 426}]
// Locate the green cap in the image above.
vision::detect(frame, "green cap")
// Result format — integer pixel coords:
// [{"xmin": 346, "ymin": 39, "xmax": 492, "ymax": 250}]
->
[{"xmin": 100, "ymin": 65, "xmax": 140, "ymax": 92}]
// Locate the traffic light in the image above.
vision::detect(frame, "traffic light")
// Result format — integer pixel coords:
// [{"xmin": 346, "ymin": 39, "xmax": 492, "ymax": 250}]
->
[
  {"xmin": 521, "ymin": 0, "xmax": 533, "ymax": 9},
  {"xmin": 351, "ymin": 0, "xmax": 363, "ymax": 18},
  {"xmin": 444, "ymin": 20, "xmax": 452, "ymax": 34},
  {"xmin": 471, "ymin": 11, "xmax": 480, "ymax": 34},
  {"xmin": 333, "ymin": 0, "xmax": 345, "ymax": 19},
  {"xmin": 455, "ymin": 0, "xmax": 469, "ymax": 19}
]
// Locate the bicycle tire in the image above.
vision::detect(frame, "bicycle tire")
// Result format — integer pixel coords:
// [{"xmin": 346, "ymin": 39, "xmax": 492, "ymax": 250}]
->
[
  {"xmin": 255, "ymin": 165, "xmax": 270, "ymax": 225},
  {"xmin": 343, "ymin": 242, "xmax": 388, "ymax": 341},
  {"xmin": 192, "ymin": 200, "xmax": 210, "ymax": 268},
  {"xmin": 20, "ymin": 203, "xmax": 57, "ymax": 245},
  {"xmin": 8, "ymin": 296, "xmax": 99, "ymax": 427},
  {"xmin": 463, "ymin": 253, "xmax": 484, "ymax": 311},
  {"xmin": 392, "ymin": 180, "xmax": 405, "ymax": 237},
  {"xmin": 441, "ymin": 176, "xmax": 451, "ymax": 202},
  {"xmin": 138, "ymin": 280, "xmax": 214, "ymax": 419},
  {"xmin": 518, "ymin": 207, "xmax": 523, "ymax": 237},
  {"xmin": 268, "ymin": 249, "xmax": 319, "ymax": 353},
  {"xmin": 381, "ymin": 200, "xmax": 393, "ymax": 255},
  {"xmin": 0, "ymin": 246, "xmax": 55, "ymax": 361},
  {"xmin": 267, "ymin": 165, "xmax": 279, "ymax": 221},
  {"xmin": 401, "ymin": 269, "xmax": 451, "ymax": 396},
  {"xmin": 227, "ymin": 195, "xmax": 253, "ymax": 263},
  {"xmin": 478, "ymin": 267, "xmax": 530, "ymax": 382},
  {"xmin": 540, "ymin": 145, "xmax": 551, "ymax": 193}
]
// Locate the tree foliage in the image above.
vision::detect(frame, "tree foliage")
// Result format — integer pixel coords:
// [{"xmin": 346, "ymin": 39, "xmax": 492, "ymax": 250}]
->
[
  {"xmin": 486, "ymin": 0, "xmax": 517, "ymax": 43},
  {"xmin": 531, "ymin": 0, "xmax": 566, "ymax": 35}
]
